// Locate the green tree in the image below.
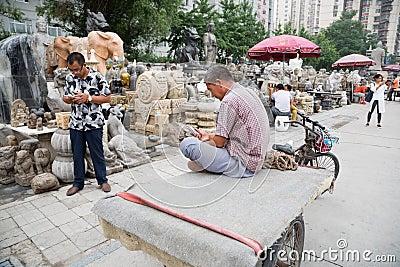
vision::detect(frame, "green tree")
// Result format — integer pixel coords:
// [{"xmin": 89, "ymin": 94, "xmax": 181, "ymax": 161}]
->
[
  {"xmin": 0, "ymin": 0, "xmax": 25, "ymax": 40},
  {"xmin": 272, "ymin": 22, "xmax": 297, "ymax": 36},
  {"xmin": 216, "ymin": 0, "xmax": 266, "ymax": 61},
  {"xmin": 36, "ymin": 0, "xmax": 182, "ymax": 60},
  {"xmin": 325, "ymin": 10, "xmax": 370, "ymax": 57},
  {"xmin": 305, "ymin": 30, "xmax": 339, "ymax": 71}
]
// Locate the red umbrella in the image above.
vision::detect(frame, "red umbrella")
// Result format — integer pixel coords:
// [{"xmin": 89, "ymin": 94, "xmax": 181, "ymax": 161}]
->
[
  {"xmin": 247, "ymin": 34, "xmax": 321, "ymax": 61},
  {"xmin": 382, "ymin": 64, "xmax": 400, "ymax": 72},
  {"xmin": 332, "ymin": 54, "xmax": 375, "ymax": 68}
]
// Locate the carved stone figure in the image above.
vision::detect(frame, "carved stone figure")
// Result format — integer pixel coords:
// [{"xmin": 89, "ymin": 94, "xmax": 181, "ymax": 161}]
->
[
  {"xmin": 328, "ymin": 70, "xmax": 342, "ymax": 92},
  {"xmin": 175, "ymin": 27, "xmax": 201, "ymax": 64},
  {"xmin": 88, "ymin": 31, "xmax": 124, "ymax": 75},
  {"xmin": 32, "ymin": 17, "xmax": 54, "ymax": 75},
  {"xmin": 226, "ymin": 57, "xmax": 236, "ymax": 72},
  {"xmin": 34, "ymin": 148, "xmax": 51, "ymax": 174},
  {"xmin": 5, "ymin": 135, "xmax": 18, "ymax": 147},
  {"xmin": 314, "ymin": 69, "xmax": 329, "ymax": 91},
  {"xmin": 31, "ymin": 173, "xmax": 60, "ymax": 194},
  {"xmin": 105, "ymin": 58, "xmax": 116, "ymax": 84},
  {"xmin": 0, "ymin": 146, "xmax": 16, "ymax": 184},
  {"xmin": 51, "ymin": 36, "xmax": 88, "ymax": 70},
  {"xmin": 203, "ymin": 22, "xmax": 217, "ymax": 65},
  {"xmin": 166, "ymin": 70, "xmax": 185, "ymax": 99},
  {"xmin": 85, "ymin": 143, "xmax": 123, "ymax": 177},
  {"xmin": 346, "ymin": 70, "xmax": 361, "ymax": 86},
  {"xmin": 47, "ymin": 68, "xmax": 71, "ymax": 112},
  {"xmin": 370, "ymin": 41, "xmax": 385, "ymax": 71},
  {"xmin": 14, "ymin": 150, "xmax": 36, "ymax": 186},
  {"xmin": 86, "ymin": 9, "xmax": 110, "ymax": 33},
  {"xmin": 20, "ymin": 139, "xmax": 40, "ymax": 162},
  {"xmin": 108, "ymin": 135, "xmax": 150, "ymax": 167},
  {"xmin": 10, "ymin": 99, "xmax": 29, "ymax": 127},
  {"xmin": 27, "ymin": 113, "xmax": 38, "ymax": 129},
  {"xmin": 289, "ymin": 54, "xmax": 303, "ymax": 79}
]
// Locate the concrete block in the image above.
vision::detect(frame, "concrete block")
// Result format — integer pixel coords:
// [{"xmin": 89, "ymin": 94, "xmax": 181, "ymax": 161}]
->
[
  {"xmin": 59, "ymin": 218, "xmax": 92, "ymax": 238},
  {"xmin": 31, "ymin": 228, "xmax": 67, "ymax": 251},
  {"xmin": 38, "ymin": 202, "xmax": 68, "ymax": 217},
  {"xmin": 42, "ymin": 239, "xmax": 80, "ymax": 265},
  {"xmin": 48, "ymin": 210, "xmax": 79, "ymax": 226},
  {"xmin": 20, "ymin": 218, "xmax": 55, "ymax": 237},
  {"xmin": 70, "ymin": 228, "xmax": 107, "ymax": 251},
  {"xmin": 13, "ymin": 209, "xmax": 45, "ymax": 227}
]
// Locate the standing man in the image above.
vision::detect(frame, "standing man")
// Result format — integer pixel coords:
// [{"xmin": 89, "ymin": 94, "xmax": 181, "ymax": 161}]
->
[
  {"xmin": 180, "ymin": 65, "xmax": 269, "ymax": 178},
  {"xmin": 386, "ymin": 74, "xmax": 398, "ymax": 101},
  {"xmin": 63, "ymin": 52, "xmax": 111, "ymax": 196}
]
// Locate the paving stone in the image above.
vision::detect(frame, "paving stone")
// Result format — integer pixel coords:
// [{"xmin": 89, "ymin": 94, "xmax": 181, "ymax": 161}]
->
[
  {"xmin": 5, "ymin": 202, "xmax": 35, "ymax": 217},
  {"xmin": 51, "ymin": 186, "xmax": 70, "ymax": 201},
  {"xmin": 20, "ymin": 218, "xmax": 55, "ymax": 237},
  {"xmin": 47, "ymin": 210, "xmax": 79, "ymax": 226},
  {"xmin": 41, "ymin": 239, "xmax": 80, "ymax": 265},
  {"xmin": 30, "ymin": 195, "xmax": 58, "ymax": 208},
  {"xmin": 13, "ymin": 209, "xmax": 45, "ymax": 227},
  {"xmin": 0, "ymin": 218, "xmax": 18, "ymax": 234},
  {"xmin": 31, "ymin": 228, "xmax": 67, "ymax": 251},
  {"xmin": 109, "ymin": 175, "xmax": 135, "ymax": 189},
  {"xmin": 38, "ymin": 202, "xmax": 68, "ymax": 217},
  {"xmin": 0, "ymin": 227, "xmax": 27, "ymax": 248},
  {"xmin": 59, "ymin": 218, "xmax": 92, "ymax": 238},
  {"xmin": 71, "ymin": 202, "xmax": 94, "ymax": 217},
  {"xmin": 81, "ymin": 189, "xmax": 108, "ymax": 202},
  {"xmin": 60, "ymin": 194, "xmax": 90, "ymax": 209},
  {"xmin": 70, "ymin": 228, "xmax": 107, "ymax": 251},
  {"xmin": 82, "ymin": 213, "xmax": 100, "ymax": 227}
]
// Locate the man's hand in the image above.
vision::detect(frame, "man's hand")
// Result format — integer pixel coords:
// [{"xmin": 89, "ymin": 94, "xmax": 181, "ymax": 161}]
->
[{"xmin": 73, "ymin": 92, "xmax": 89, "ymax": 104}]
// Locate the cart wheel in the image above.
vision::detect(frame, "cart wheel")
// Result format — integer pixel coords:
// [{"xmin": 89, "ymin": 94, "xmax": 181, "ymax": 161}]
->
[{"xmin": 263, "ymin": 215, "xmax": 305, "ymax": 267}]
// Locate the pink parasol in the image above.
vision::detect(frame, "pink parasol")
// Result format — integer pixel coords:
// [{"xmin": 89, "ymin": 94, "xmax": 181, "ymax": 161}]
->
[
  {"xmin": 382, "ymin": 64, "xmax": 400, "ymax": 72},
  {"xmin": 247, "ymin": 34, "xmax": 321, "ymax": 61},
  {"xmin": 332, "ymin": 54, "xmax": 375, "ymax": 68}
]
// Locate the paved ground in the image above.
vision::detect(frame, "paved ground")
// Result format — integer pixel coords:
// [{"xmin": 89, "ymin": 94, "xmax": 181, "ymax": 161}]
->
[{"xmin": 0, "ymin": 101, "xmax": 399, "ymax": 266}]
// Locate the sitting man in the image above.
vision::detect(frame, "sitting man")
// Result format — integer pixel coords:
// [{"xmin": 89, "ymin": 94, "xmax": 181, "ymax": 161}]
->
[
  {"xmin": 180, "ymin": 65, "xmax": 270, "ymax": 178},
  {"xmin": 270, "ymin": 84, "xmax": 297, "ymax": 126},
  {"xmin": 354, "ymin": 85, "xmax": 368, "ymax": 104}
]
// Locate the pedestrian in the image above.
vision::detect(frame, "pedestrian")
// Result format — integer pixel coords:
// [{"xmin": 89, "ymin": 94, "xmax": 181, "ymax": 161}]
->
[
  {"xmin": 366, "ymin": 73, "xmax": 387, "ymax": 128},
  {"xmin": 284, "ymin": 84, "xmax": 298, "ymax": 127},
  {"xmin": 354, "ymin": 84, "xmax": 368, "ymax": 104},
  {"xmin": 62, "ymin": 52, "xmax": 111, "ymax": 196},
  {"xmin": 180, "ymin": 65, "xmax": 269, "ymax": 178},
  {"xmin": 386, "ymin": 74, "xmax": 398, "ymax": 101},
  {"xmin": 146, "ymin": 63, "xmax": 152, "ymax": 71}
]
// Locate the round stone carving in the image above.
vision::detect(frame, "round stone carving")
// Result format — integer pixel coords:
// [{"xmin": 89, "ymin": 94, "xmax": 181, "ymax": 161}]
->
[{"xmin": 136, "ymin": 71, "xmax": 168, "ymax": 104}]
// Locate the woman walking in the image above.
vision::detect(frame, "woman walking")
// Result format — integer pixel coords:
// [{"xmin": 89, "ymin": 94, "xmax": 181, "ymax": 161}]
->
[{"xmin": 366, "ymin": 73, "xmax": 387, "ymax": 128}]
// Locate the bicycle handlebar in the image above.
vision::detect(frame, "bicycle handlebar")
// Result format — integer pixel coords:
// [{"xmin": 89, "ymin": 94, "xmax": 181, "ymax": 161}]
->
[{"xmin": 296, "ymin": 112, "xmax": 325, "ymax": 130}]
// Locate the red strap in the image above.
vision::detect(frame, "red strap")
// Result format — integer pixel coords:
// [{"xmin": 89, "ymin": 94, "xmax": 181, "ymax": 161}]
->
[{"xmin": 117, "ymin": 192, "xmax": 264, "ymax": 256}]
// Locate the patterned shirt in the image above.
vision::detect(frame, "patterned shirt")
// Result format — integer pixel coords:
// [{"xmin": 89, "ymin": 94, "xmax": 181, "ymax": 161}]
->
[
  {"xmin": 216, "ymin": 83, "xmax": 270, "ymax": 173},
  {"xmin": 64, "ymin": 67, "xmax": 111, "ymax": 131}
]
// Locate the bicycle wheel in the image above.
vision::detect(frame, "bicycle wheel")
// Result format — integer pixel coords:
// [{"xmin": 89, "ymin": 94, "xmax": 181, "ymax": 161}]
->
[
  {"xmin": 312, "ymin": 152, "xmax": 340, "ymax": 181},
  {"xmin": 263, "ymin": 215, "xmax": 305, "ymax": 267}
]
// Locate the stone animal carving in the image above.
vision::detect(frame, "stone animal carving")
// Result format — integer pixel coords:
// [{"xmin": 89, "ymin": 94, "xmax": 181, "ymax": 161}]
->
[
  {"xmin": 108, "ymin": 135, "xmax": 150, "ymax": 167},
  {"xmin": 5, "ymin": 135, "xmax": 18, "ymax": 146},
  {"xmin": 14, "ymin": 150, "xmax": 36, "ymax": 186},
  {"xmin": 51, "ymin": 36, "xmax": 88, "ymax": 70},
  {"xmin": 87, "ymin": 31, "xmax": 124, "ymax": 76},
  {"xmin": 0, "ymin": 146, "xmax": 16, "ymax": 184},
  {"xmin": 34, "ymin": 148, "xmax": 51, "ymax": 174},
  {"xmin": 86, "ymin": 9, "xmax": 110, "ymax": 33},
  {"xmin": 175, "ymin": 27, "xmax": 200, "ymax": 64},
  {"xmin": 31, "ymin": 173, "xmax": 60, "ymax": 194}
]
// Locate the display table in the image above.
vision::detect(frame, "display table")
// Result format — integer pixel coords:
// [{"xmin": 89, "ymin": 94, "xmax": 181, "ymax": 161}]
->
[{"xmin": 6, "ymin": 125, "xmax": 57, "ymax": 161}]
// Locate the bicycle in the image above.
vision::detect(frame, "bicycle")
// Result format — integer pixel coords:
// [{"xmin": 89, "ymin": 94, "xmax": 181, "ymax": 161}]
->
[{"xmin": 274, "ymin": 112, "xmax": 340, "ymax": 194}]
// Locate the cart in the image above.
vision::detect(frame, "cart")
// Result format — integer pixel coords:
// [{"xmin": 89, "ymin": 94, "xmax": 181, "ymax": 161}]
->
[{"xmin": 93, "ymin": 166, "xmax": 332, "ymax": 267}]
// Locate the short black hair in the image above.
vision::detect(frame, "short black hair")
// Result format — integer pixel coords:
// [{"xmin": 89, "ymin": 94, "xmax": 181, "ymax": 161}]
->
[
  {"xmin": 373, "ymin": 73, "xmax": 383, "ymax": 79},
  {"xmin": 146, "ymin": 63, "xmax": 151, "ymax": 68},
  {"xmin": 285, "ymin": 84, "xmax": 292, "ymax": 90},
  {"xmin": 394, "ymin": 74, "xmax": 398, "ymax": 77},
  {"xmin": 67, "ymin": 52, "xmax": 85, "ymax": 66},
  {"xmin": 276, "ymin": 84, "xmax": 284, "ymax": 90}
]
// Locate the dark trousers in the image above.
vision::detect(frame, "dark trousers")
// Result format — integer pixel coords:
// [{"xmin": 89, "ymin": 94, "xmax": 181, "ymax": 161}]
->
[
  {"xmin": 367, "ymin": 100, "xmax": 382, "ymax": 124},
  {"xmin": 387, "ymin": 88, "xmax": 394, "ymax": 100},
  {"xmin": 70, "ymin": 128, "xmax": 107, "ymax": 189}
]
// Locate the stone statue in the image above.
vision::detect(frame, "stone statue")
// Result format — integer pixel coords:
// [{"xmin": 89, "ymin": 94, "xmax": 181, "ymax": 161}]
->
[
  {"xmin": 34, "ymin": 148, "xmax": 51, "ymax": 174},
  {"xmin": 31, "ymin": 173, "xmax": 60, "ymax": 194},
  {"xmin": 14, "ymin": 150, "xmax": 36, "ymax": 186},
  {"xmin": 175, "ymin": 27, "xmax": 201, "ymax": 64},
  {"xmin": 36, "ymin": 117, "xmax": 43, "ymax": 131},
  {"xmin": 32, "ymin": 17, "xmax": 54, "ymax": 75},
  {"xmin": 226, "ymin": 56, "xmax": 236, "ymax": 72},
  {"xmin": 328, "ymin": 70, "xmax": 342, "ymax": 92},
  {"xmin": 10, "ymin": 99, "xmax": 29, "ymax": 127},
  {"xmin": 0, "ymin": 146, "xmax": 16, "ymax": 184},
  {"xmin": 314, "ymin": 69, "xmax": 329, "ymax": 91},
  {"xmin": 28, "ymin": 113, "xmax": 38, "ymax": 129},
  {"xmin": 86, "ymin": 9, "xmax": 110, "ymax": 33},
  {"xmin": 203, "ymin": 21, "xmax": 217, "ymax": 65},
  {"xmin": 347, "ymin": 70, "xmax": 361, "ymax": 86},
  {"xmin": 105, "ymin": 58, "xmax": 116, "ymax": 84},
  {"xmin": 85, "ymin": 143, "xmax": 123, "ymax": 177},
  {"xmin": 166, "ymin": 70, "xmax": 185, "ymax": 99},
  {"xmin": 289, "ymin": 54, "xmax": 303, "ymax": 79},
  {"xmin": 370, "ymin": 41, "xmax": 385, "ymax": 71},
  {"xmin": 108, "ymin": 135, "xmax": 151, "ymax": 167},
  {"xmin": 5, "ymin": 135, "xmax": 18, "ymax": 147}
]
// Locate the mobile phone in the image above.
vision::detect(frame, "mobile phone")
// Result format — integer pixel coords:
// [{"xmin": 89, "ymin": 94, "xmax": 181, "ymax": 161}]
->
[
  {"xmin": 185, "ymin": 125, "xmax": 201, "ymax": 136},
  {"xmin": 66, "ymin": 94, "xmax": 75, "ymax": 99}
]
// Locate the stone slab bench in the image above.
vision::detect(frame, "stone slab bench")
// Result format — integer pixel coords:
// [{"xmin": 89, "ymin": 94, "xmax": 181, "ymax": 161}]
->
[{"xmin": 93, "ymin": 167, "xmax": 332, "ymax": 267}]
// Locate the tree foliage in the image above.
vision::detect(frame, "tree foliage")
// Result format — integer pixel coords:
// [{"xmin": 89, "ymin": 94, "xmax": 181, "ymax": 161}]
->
[
  {"xmin": 324, "ymin": 10, "xmax": 370, "ymax": 57},
  {"xmin": 36, "ymin": 0, "xmax": 182, "ymax": 60},
  {"xmin": 0, "ymin": 0, "xmax": 25, "ymax": 40}
]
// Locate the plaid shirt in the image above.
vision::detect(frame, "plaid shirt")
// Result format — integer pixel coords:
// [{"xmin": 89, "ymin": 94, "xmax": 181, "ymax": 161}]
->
[
  {"xmin": 216, "ymin": 83, "xmax": 270, "ymax": 173},
  {"xmin": 64, "ymin": 67, "xmax": 111, "ymax": 131}
]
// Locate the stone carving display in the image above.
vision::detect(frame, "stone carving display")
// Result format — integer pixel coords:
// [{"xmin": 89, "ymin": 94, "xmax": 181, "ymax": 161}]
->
[
  {"xmin": 346, "ymin": 70, "xmax": 361, "ymax": 86},
  {"xmin": 14, "ymin": 150, "xmax": 36, "ymax": 186},
  {"xmin": 5, "ymin": 135, "xmax": 18, "ymax": 147},
  {"xmin": 55, "ymin": 112, "xmax": 71, "ymax": 130},
  {"xmin": 175, "ymin": 27, "xmax": 201, "ymax": 64},
  {"xmin": 31, "ymin": 173, "xmax": 60, "ymax": 194},
  {"xmin": 328, "ymin": 70, "xmax": 342, "ymax": 92},
  {"xmin": 51, "ymin": 35, "xmax": 89, "ymax": 70},
  {"xmin": 51, "ymin": 128, "xmax": 78, "ymax": 182},
  {"xmin": 32, "ymin": 17, "xmax": 54, "ymax": 76},
  {"xmin": 34, "ymin": 148, "xmax": 51, "ymax": 174},
  {"xmin": 203, "ymin": 21, "xmax": 217, "ymax": 65},
  {"xmin": 370, "ymin": 41, "xmax": 385, "ymax": 71},
  {"xmin": 27, "ymin": 113, "xmax": 38, "ymax": 129},
  {"xmin": 136, "ymin": 71, "xmax": 168, "ymax": 104},
  {"xmin": 36, "ymin": 117, "xmax": 43, "ymax": 131},
  {"xmin": 19, "ymin": 139, "xmax": 40, "ymax": 162},
  {"xmin": 166, "ymin": 70, "xmax": 185, "ymax": 99},
  {"xmin": 0, "ymin": 146, "xmax": 16, "ymax": 184},
  {"xmin": 85, "ymin": 143, "xmax": 123, "ymax": 177},
  {"xmin": 314, "ymin": 69, "xmax": 329, "ymax": 91}
]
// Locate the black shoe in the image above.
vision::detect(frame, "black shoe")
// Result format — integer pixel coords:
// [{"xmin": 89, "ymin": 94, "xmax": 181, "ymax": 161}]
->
[
  {"xmin": 365, "ymin": 123, "xmax": 370, "ymax": 127},
  {"xmin": 377, "ymin": 124, "xmax": 382, "ymax": 128}
]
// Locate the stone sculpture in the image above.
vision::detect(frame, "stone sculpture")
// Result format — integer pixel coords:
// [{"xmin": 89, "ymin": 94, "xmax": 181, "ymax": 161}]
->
[
  {"xmin": 370, "ymin": 41, "xmax": 385, "ymax": 71},
  {"xmin": 47, "ymin": 68, "xmax": 71, "ymax": 112},
  {"xmin": 27, "ymin": 113, "xmax": 38, "ymax": 129},
  {"xmin": 14, "ymin": 150, "xmax": 36, "ymax": 186},
  {"xmin": 328, "ymin": 70, "xmax": 342, "ymax": 92},
  {"xmin": 10, "ymin": 99, "xmax": 29, "ymax": 127},
  {"xmin": 166, "ymin": 70, "xmax": 185, "ymax": 99},
  {"xmin": 31, "ymin": 173, "xmax": 60, "ymax": 194},
  {"xmin": 51, "ymin": 35, "xmax": 89, "ymax": 70},
  {"xmin": 203, "ymin": 22, "xmax": 217, "ymax": 65},
  {"xmin": 105, "ymin": 58, "xmax": 116, "ymax": 84},
  {"xmin": 346, "ymin": 70, "xmax": 361, "ymax": 86},
  {"xmin": 175, "ymin": 27, "xmax": 201, "ymax": 64},
  {"xmin": 86, "ymin": 9, "xmax": 110, "ymax": 33},
  {"xmin": 36, "ymin": 117, "xmax": 43, "ymax": 131},
  {"xmin": 32, "ymin": 17, "xmax": 54, "ymax": 75},
  {"xmin": 85, "ymin": 143, "xmax": 123, "ymax": 177},
  {"xmin": 34, "ymin": 148, "xmax": 51, "ymax": 174},
  {"xmin": 5, "ymin": 135, "xmax": 18, "ymax": 147},
  {"xmin": 108, "ymin": 135, "xmax": 151, "ymax": 168},
  {"xmin": 314, "ymin": 69, "xmax": 329, "ymax": 91},
  {"xmin": 0, "ymin": 146, "xmax": 16, "ymax": 184}
]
